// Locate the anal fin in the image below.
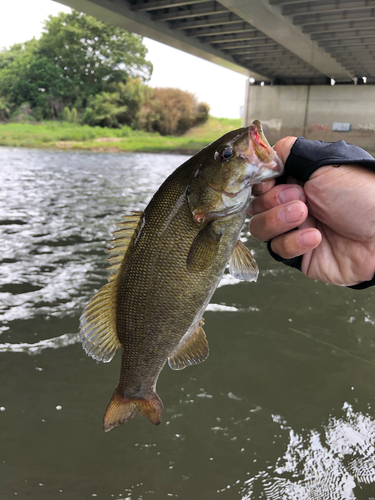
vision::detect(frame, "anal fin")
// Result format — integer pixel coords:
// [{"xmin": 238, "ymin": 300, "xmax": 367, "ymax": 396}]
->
[
  {"xmin": 168, "ymin": 319, "xmax": 209, "ymax": 370},
  {"xmin": 229, "ymin": 240, "xmax": 259, "ymax": 282}
]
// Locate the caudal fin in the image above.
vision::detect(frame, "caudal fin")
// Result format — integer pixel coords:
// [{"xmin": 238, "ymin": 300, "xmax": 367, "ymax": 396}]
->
[{"xmin": 103, "ymin": 387, "xmax": 164, "ymax": 432}]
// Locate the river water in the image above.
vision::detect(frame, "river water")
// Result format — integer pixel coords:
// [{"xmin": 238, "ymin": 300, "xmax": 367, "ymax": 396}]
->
[{"xmin": 2, "ymin": 147, "xmax": 375, "ymax": 499}]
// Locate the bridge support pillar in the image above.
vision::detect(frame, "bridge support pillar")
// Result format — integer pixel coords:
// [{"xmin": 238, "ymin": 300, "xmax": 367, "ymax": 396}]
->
[{"xmin": 243, "ymin": 82, "xmax": 375, "ymax": 153}]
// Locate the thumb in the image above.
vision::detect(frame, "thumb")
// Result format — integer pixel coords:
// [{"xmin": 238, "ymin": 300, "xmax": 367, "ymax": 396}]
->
[{"xmin": 273, "ymin": 136, "xmax": 297, "ymax": 165}]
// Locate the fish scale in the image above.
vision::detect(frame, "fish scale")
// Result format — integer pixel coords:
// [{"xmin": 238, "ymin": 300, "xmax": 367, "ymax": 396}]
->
[{"xmin": 116, "ymin": 180, "xmax": 213, "ymax": 385}]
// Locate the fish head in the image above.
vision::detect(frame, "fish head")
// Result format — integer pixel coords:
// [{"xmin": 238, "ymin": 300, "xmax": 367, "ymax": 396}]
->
[{"xmin": 187, "ymin": 120, "xmax": 284, "ymax": 223}]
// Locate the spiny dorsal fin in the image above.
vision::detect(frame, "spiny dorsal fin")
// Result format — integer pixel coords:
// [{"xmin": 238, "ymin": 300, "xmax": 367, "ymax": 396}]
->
[
  {"xmin": 79, "ymin": 211, "xmax": 144, "ymax": 363},
  {"xmin": 168, "ymin": 319, "xmax": 209, "ymax": 370},
  {"xmin": 229, "ymin": 240, "xmax": 259, "ymax": 282}
]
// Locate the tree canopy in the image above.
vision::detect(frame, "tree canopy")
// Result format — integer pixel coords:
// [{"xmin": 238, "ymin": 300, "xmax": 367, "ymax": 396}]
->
[
  {"xmin": 0, "ymin": 10, "xmax": 153, "ymax": 119},
  {"xmin": 0, "ymin": 10, "xmax": 209, "ymax": 133}
]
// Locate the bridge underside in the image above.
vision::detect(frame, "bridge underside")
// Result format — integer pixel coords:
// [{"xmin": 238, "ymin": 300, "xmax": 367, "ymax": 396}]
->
[
  {"xmin": 56, "ymin": 0, "xmax": 375, "ymax": 85},
  {"xmin": 56, "ymin": 0, "xmax": 375, "ymax": 148}
]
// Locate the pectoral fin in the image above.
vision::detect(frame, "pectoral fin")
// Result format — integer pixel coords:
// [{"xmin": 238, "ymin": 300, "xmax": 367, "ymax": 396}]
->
[
  {"xmin": 229, "ymin": 240, "xmax": 259, "ymax": 282},
  {"xmin": 168, "ymin": 319, "xmax": 209, "ymax": 370},
  {"xmin": 187, "ymin": 223, "xmax": 223, "ymax": 272}
]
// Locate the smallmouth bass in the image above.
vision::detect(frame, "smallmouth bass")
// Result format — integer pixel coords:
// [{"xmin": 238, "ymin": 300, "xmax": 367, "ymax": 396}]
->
[{"xmin": 80, "ymin": 120, "xmax": 283, "ymax": 431}]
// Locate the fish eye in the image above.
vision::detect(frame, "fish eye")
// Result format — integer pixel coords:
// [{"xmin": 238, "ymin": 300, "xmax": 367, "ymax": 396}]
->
[{"xmin": 217, "ymin": 146, "xmax": 234, "ymax": 162}]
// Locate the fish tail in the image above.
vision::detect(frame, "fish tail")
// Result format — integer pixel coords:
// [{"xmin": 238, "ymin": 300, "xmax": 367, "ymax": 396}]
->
[{"xmin": 103, "ymin": 386, "xmax": 164, "ymax": 432}]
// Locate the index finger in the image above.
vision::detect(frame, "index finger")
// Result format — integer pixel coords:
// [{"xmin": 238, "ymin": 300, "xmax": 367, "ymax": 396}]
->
[
  {"xmin": 252, "ymin": 179, "xmax": 276, "ymax": 196},
  {"xmin": 249, "ymin": 183, "xmax": 306, "ymax": 216}
]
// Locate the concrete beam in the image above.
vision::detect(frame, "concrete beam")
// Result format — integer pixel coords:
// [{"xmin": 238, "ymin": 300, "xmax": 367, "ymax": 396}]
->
[
  {"xmin": 312, "ymin": 28, "xmax": 375, "ymax": 41},
  {"xmin": 172, "ymin": 13, "xmax": 240, "ymax": 30},
  {"xmin": 152, "ymin": 2, "xmax": 228, "ymax": 22},
  {"xmin": 53, "ymin": 0, "xmax": 267, "ymax": 80},
  {"xmin": 191, "ymin": 25, "xmax": 258, "ymax": 38},
  {"xmin": 210, "ymin": 34, "xmax": 268, "ymax": 45},
  {"xmin": 304, "ymin": 19, "xmax": 375, "ymax": 35},
  {"xmin": 217, "ymin": 0, "xmax": 354, "ymax": 80},
  {"xmin": 320, "ymin": 36, "xmax": 375, "ymax": 48},
  {"xmin": 293, "ymin": 8, "xmax": 375, "ymax": 27},
  {"xmin": 132, "ymin": 0, "xmax": 206, "ymax": 12},
  {"xmin": 282, "ymin": 0, "xmax": 374, "ymax": 16}
]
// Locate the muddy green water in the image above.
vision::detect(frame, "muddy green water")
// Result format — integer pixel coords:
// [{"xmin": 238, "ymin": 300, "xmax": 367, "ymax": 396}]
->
[{"xmin": 2, "ymin": 148, "xmax": 375, "ymax": 500}]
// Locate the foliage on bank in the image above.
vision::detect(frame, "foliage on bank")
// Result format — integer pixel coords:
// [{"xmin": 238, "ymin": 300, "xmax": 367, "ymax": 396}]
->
[
  {"xmin": 0, "ymin": 11, "xmax": 209, "ymax": 135},
  {"xmin": 0, "ymin": 117, "xmax": 241, "ymax": 153}
]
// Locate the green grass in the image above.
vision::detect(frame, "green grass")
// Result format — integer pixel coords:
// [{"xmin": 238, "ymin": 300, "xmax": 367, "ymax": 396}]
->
[{"xmin": 0, "ymin": 117, "xmax": 242, "ymax": 153}]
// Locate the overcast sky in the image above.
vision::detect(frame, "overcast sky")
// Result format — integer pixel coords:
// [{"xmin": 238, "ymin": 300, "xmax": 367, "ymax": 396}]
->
[{"xmin": 0, "ymin": 0, "xmax": 248, "ymax": 119}]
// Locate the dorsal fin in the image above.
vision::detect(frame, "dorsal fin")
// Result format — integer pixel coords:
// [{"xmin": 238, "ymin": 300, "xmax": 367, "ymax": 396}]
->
[{"xmin": 79, "ymin": 212, "xmax": 144, "ymax": 363}]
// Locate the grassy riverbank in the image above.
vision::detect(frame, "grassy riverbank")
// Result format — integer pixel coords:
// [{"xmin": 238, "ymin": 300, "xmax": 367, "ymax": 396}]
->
[{"xmin": 0, "ymin": 117, "xmax": 242, "ymax": 154}]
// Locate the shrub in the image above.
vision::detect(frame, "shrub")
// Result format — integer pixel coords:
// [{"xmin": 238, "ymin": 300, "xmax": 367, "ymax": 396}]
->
[
  {"xmin": 115, "ymin": 79, "xmax": 152, "ymax": 129},
  {"xmin": 195, "ymin": 102, "xmax": 210, "ymax": 124},
  {"xmin": 61, "ymin": 106, "xmax": 78, "ymax": 123},
  {"xmin": 0, "ymin": 97, "xmax": 10, "ymax": 122},
  {"xmin": 12, "ymin": 103, "xmax": 35, "ymax": 122},
  {"xmin": 81, "ymin": 79, "xmax": 151, "ymax": 129},
  {"xmin": 81, "ymin": 92, "xmax": 127, "ymax": 128},
  {"xmin": 139, "ymin": 87, "xmax": 210, "ymax": 136}
]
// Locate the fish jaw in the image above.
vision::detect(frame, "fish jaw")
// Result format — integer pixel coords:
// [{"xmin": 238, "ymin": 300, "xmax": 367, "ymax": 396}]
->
[{"xmin": 234, "ymin": 120, "xmax": 284, "ymax": 185}]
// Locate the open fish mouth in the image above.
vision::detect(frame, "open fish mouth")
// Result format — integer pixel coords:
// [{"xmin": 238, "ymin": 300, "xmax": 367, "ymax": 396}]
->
[
  {"xmin": 238, "ymin": 120, "xmax": 283, "ymax": 172},
  {"xmin": 249, "ymin": 120, "xmax": 272, "ymax": 154},
  {"xmin": 241, "ymin": 120, "xmax": 284, "ymax": 181}
]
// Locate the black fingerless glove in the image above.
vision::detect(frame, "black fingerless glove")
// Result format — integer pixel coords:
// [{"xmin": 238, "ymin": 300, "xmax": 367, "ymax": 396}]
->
[{"xmin": 268, "ymin": 137, "xmax": 375, "ymax": 290}]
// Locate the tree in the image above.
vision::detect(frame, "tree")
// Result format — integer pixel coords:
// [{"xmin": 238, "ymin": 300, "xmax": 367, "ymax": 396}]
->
[
  {"xmin": 39, "ymin": 11, "xmax": 152, "ymax": 104},
  {"xmin": 0, "ymin": 39, "xmax": 71, "ymax": 119},
  {"xmin": 0, "ymin": 10, "xmax": 152, "ymax": 119}
]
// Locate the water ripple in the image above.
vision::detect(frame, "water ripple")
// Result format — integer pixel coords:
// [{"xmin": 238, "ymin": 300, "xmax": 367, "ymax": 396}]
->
[
  {"xmin": 0, "ymin": 332, "xmax": 80, "ymax": 354},
  {"xmin": 239, "ymin": 403, "xmax": 375, "ymax": 499},
  {"xmin": 0, "ymin": 149, "xmax": 184, "ymax": 331}
]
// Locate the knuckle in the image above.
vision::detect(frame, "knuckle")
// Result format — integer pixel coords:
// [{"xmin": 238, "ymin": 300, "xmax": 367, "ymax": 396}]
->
[
  {"xmin": 273, "ymin": 233, "xmax": 297, "ymax": 259},
  {"xmin": 249, "ymin": 215, "xmax": 269, "ymax": 242},
  {"xmin": 250, "ymin": 211, "xmax": 280, "ymax": 242},
  {"xmin": 250, "ymin": 190, "xmax": 279, "ymax": 216}
]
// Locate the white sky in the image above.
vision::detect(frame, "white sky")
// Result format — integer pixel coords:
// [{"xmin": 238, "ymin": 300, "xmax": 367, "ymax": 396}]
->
[{"xmin": 0, "ymin": 0, "xmax": 247, "ymax": 118}]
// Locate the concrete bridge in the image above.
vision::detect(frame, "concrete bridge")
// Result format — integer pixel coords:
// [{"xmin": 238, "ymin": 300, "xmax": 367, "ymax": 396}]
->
[{"xmin": 56, "ymin": 0, "xmax": 375, "ymax": 147}]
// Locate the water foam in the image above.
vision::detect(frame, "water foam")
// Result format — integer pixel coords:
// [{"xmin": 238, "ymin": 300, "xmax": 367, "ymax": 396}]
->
[{"xmin": 0, "ymin": 332, "xmax": 80, "ymax": 355}]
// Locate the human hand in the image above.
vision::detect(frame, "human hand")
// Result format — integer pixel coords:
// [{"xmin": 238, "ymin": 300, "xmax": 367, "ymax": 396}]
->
[{"xmin": 248, "ymin": 137, "xmax": 375, "ymax": 287}]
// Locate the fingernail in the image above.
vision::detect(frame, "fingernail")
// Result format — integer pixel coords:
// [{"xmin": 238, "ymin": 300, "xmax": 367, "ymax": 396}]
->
[
  {"xmin": 277, "ymin": 186, "xmax": 303, "ymax": 204},
  {"xmin": 280, "ymin": 202, "xmax": 302, "ymax": 223},
  {"xmin": 297, "ymin": 230, "xmax": 320, "ymax": 248}
]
